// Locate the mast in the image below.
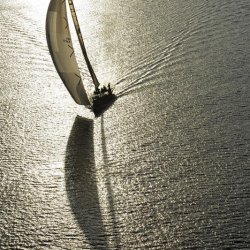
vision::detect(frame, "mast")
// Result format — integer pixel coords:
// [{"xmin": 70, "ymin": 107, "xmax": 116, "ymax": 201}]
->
[{"xmin": 68, "ymin": 0, "xmax": 100, "ymax": 89}]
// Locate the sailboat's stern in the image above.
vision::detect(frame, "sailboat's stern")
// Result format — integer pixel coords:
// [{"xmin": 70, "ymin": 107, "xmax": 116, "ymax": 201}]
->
[{"xmin": 91, "ymin": 90, "xmax": 117, "ymax": 116}]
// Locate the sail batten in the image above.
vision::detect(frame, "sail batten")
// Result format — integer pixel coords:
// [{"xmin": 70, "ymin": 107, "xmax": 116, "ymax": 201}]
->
[{"xmin": 46, "ymin": 0, "xmax": 90, "ymax": 106}]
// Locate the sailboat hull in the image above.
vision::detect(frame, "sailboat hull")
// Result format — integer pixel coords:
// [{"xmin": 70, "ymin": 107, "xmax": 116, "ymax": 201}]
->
[{"xmin": 92, "ymin": 93, "xmax": 117, "ymax": 116}]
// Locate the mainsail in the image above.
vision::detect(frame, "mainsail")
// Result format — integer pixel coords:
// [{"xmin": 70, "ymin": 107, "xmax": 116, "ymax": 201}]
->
[{"xmin": 46, "ymin": 0, "xmax": 90, "ymax": 105}]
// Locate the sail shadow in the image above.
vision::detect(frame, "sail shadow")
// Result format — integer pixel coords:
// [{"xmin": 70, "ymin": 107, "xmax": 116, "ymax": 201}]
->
[
  {"xmin": 65, "ymin": 116, "xmax": 108, "ymax": 249},
  {"xmin": 100, "ymin": 115, "xmax": 121, "ymax": 249}
]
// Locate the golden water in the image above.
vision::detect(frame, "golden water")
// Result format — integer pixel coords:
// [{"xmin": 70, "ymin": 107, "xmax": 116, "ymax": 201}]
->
[{"xmin": 0, "ymin": 0, "xmax": 249, "ymax": 249}]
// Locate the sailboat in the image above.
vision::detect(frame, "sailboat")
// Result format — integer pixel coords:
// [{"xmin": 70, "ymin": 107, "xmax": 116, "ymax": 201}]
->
[{"xmin": 46, "ymin": 0, "xmax": 116, "ymax": 115}]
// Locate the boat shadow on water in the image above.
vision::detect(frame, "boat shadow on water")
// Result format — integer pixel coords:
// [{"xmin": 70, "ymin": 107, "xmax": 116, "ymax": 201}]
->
[
  {"xmin": 65, "ymin": 115, "xmax": 121, "ymax": 249},
  {"xmin": 100, "ymin": 115, "xmax": 121, "ymax": 249},
  {"xmin": 65, "ymin": 116, "xmax": 107, "ymax": 249}
]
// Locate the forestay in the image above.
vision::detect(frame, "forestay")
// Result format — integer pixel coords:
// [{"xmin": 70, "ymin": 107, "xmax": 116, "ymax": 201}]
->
[{"xmin": 46, "ymin": 0, "xmax": 90, "ymax": 105}]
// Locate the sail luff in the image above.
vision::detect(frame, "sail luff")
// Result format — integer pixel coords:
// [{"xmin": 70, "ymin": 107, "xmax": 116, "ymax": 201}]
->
[
  {"xmin": 46, "ymin": 0, "xmax": 91, "ymax": 106},
  {"xmin": 68, "ymin": 0, "xmax": 100, "ymax": 88}
]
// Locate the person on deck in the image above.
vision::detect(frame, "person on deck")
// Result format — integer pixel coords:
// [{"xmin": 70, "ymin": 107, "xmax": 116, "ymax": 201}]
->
[
  {"xmin": 108, "ymin": 83, "xmax": 112, "ymax": 94},
  {"xmin": 94, "ymin": 87, "xmax": 100, "ymax": 95},
  {"xmin": 101, "ymin": 86, "xmax": 107, "ymax": 93}
]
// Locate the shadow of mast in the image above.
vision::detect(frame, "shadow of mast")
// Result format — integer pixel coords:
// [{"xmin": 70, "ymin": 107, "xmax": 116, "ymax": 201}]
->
[
  {"xmin": 65, "ymin": 116, "xmax": 108, "ymax": 249},
  {"xmin": 100, "ymin": 115, "xmax": 121, "ymax": 249}
]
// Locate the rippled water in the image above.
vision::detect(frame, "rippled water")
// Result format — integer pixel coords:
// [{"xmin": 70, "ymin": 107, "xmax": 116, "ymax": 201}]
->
[{"xmin": 1, "ymin": 0, "xmax": 250, "ymax": 249}]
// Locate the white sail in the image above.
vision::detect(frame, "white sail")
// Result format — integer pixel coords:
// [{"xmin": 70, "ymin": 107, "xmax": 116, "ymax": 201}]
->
[{"xmin": 46, "ymin": 0, "xmax": 90, "ymax": 106}]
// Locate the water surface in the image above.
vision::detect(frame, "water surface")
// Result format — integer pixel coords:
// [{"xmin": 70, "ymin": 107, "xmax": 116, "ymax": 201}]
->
[{"xmin": 0, "ymin": 0, "xmax": 249, "ymax": 249}]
